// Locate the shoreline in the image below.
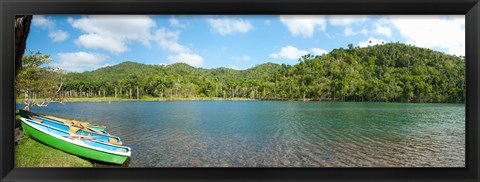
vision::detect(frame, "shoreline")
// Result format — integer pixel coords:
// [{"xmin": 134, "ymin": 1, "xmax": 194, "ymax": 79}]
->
[
  {"xmin": 16, "ymin": 97, "xmax": 256, "ymax": 104},
  {"xmin": 16, "ymin": 97, "xmax": 464, "ymax": 104}
]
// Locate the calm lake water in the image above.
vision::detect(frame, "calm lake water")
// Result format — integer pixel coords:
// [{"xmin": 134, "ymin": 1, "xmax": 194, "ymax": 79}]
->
[{"xmin": 20, "ymin": 101, "xmax": 465, "ymax": 167}]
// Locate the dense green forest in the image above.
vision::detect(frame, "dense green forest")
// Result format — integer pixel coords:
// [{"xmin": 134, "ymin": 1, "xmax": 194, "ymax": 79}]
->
[{"xmin": 57, "ymin": 42, "xmax": 465, "ymax": 103}]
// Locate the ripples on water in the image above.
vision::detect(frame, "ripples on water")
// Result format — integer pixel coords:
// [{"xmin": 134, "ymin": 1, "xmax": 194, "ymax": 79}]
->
[{"xmin": 25, "ymin": 101, "xmax": 465, "ymax": 167}]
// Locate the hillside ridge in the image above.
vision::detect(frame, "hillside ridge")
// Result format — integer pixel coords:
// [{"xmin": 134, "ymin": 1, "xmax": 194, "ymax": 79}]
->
[{"xmin": 62, "ymin": 42, "xmax": 464, "ymax": 103}]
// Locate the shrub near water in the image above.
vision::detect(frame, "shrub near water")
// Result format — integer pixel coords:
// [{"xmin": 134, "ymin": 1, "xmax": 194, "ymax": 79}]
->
[{"xmin": 15, "ymin": 135, "xmax": 93, "ymax": 167}]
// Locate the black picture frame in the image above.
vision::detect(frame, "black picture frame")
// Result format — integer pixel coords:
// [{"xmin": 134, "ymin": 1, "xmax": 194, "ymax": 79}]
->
[{"xmin": 1, "ymin": 0, "xmax": 479, "ymax": 181}]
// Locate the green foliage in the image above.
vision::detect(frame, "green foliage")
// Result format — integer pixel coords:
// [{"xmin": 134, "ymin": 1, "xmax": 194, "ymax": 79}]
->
[
  {"xmin": 16, "ymin": 51, "xmax": 52, "ymax": 93},
  {"xmin": 60, "ymin": 43, "xmax": 465, "ymax": 103},
  {"xmin": 16, "ymin": 51, "xmax": 65, "ymax": 110}
]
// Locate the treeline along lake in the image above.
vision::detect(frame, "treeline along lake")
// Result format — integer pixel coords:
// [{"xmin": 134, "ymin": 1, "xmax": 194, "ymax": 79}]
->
[{"xmin": 48, "ymin": 43, "xmax": 465, "ymax": 103}]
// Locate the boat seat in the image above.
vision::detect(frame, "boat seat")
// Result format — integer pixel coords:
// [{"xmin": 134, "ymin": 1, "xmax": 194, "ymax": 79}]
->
[
  {"xmin": 109, "ymin": 138, "xmax": 122, "ymax": 145},
  {"xmin": 69, "ymin": 135, "xmax": 94, "ymax": 140},
  {"xmin": 69, "ymin": 126, "xmax": 81, "ymax": 133},
  {"xmin": 83, "ymin": 128, "xmax": 101, "ymax": 134},
  {"xmin": 73, "ymin": 122, "xmax": 89, "ymax": 127},
  {"xmin": 27, "ymin": 116, "xmax": 42, "ymax": 123}
]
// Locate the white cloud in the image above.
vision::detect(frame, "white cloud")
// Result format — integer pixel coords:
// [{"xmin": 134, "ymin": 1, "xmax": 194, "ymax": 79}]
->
[
  {"xmin": 48, "ymin": 30, "xmax": 69, "ymax": 42},
  {"xmin": 373, "ymin": 23, "xmax": 392, "ymax": 38},
  {"xmin": 154, "ymin": 27, "xmax": 205, "ymax": 67},
  {"xmin": 207, "ymin": 17, "xmax": 253, "ymax": 35},
  {"xmin": 311, "ymin": 48, "xmax": 328, "ymax": 55},
  {"xmin": 68, "ymin": 15, "xmax": 207, "ymax": 66},
  {"xmin": 69, "ymin": 15, "xmax": 156, "ymax": 54},
  {"xmin": 447, "ymin": 46, "xmax": 465, "ymax": 56},
  {"xmin": 32, "ymin": 15, "xmax": 69, "ymax": 42},
  {"xmin": 270, "ymin": 45, "xmax": 309, "ymax": 60},
  {"xmin": 279, "ymin": 15, "xmax": 327, "ymax": 38},
  {"xmin": 32, "ymin": 15, "xmax": 54, "ymax": 29},
  {"xmin": 154, "ymin": 28, "xmax": 190, "ymax": 53},
  {"xmin": 344, "ymin": 27, "xmax": 368, "ymax": 36},
  {"xmin": 54, "ymin": 52, "xmax": 108, "ymax": 72},
  {"xmin": 231, "ymin": 55, "xmax": 251, "ymax": 62},
  {"xmin": 329, "ymin": 15, "xmax": 369, "ymax": 26},
  {"xmin": 167, "ymin": 53, "xmax": 204, "ymax": 67},
  {"xmin": 75, "ymin": 34, "xmax": 127, "ymax": 54},
  {"xmin": 358, "ymin": 37, "xmax": 385, "ymax": 47},
  {"xmin": 270, "ymin": 46, "xmax": 330, "ymax": 59},
  {"xmin": 169, "ymin": 17, "xmax": 186, "ymax": 28},
  {"xmin": 389, "ymin": 15, "xmax": 464, "ymax": 56}
]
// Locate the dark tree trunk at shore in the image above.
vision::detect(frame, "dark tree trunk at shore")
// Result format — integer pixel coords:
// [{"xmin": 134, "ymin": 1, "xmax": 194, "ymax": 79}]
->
[{"xmin": 15, "ymin": 15, "xmax": 32, "ymax": 76}]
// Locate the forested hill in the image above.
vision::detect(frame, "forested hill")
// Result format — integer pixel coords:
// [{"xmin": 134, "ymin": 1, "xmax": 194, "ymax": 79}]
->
[{"xmin": 62, "ymin": 42, "xmax": 465, "ymax": 103}]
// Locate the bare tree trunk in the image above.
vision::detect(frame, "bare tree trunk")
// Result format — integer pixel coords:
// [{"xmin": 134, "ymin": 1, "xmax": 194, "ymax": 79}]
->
[{"xmin": 24, "ymin": 90, "xmax": 31, "ymax": 111}]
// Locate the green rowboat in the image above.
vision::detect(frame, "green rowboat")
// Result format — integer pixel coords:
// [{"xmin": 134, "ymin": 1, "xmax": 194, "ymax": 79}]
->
[
  {"xmin": 20, "ymin": 118, "xmax": 131, "ymax": 165},
  {"xmin": 26, "ymin": 115, "xmax": 123, "ymax": 145}
]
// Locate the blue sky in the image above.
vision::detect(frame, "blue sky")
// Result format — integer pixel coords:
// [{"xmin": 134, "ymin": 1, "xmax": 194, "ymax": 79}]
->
[{"xmin": 26, "ymin": 15, "xmax": 465, "ymax": 72}]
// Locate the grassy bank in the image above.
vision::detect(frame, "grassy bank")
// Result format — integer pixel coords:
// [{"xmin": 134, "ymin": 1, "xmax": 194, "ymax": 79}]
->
[
  {"xmin": 17, "ymin": 96, "xmax": 256, "ymax": 103},
  {"xmin": 15, "ymin": 113, "xmax": 93, "ymax": 167},
  {"xmin": 15, "ymin": 135, "xmax": 94, "ymax": 167},
  {"xmin": 17, "ymin": 96, "xmax": 464, "ymax": 104}
]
